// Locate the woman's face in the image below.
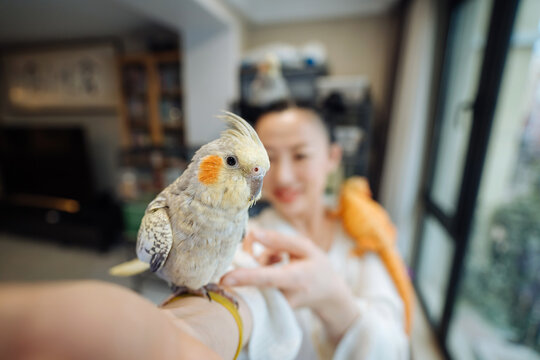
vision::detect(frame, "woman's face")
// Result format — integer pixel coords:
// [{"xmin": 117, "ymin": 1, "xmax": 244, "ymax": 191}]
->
[{"xmin": 255, "ymin": 109, "xmax": 341, "ymax": 220}]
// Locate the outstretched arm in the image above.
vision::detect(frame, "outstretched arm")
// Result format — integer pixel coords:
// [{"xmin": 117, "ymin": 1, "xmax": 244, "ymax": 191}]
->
[{"xmin": 0, "ymin": 281, "xmax": 252, "ymax": 360}]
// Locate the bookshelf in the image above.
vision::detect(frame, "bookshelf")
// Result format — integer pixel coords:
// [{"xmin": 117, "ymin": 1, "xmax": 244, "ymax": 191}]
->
[
  {"xmin": 118, "ymin": 51, "xmax": 184, "ymax": 149},
  {"xmin": 117, "ymin": 51, "xmax": 187, "ymax": 238}
]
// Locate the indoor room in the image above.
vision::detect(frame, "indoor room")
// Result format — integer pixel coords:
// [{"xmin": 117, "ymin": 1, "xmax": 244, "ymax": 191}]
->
[{"xmin": 0, "ymin": 0, "xmax": 539, "ymax": 359}]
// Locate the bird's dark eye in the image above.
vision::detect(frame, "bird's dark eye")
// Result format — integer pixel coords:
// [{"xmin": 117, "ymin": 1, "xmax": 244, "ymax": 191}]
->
[{"xmin": 226, "ymin": 155, "xmax": 238, "ymax": 167}]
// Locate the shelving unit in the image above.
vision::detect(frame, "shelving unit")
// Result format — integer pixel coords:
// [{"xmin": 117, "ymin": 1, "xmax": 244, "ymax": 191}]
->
[
  {"xmin": 116, "ymin": 51, "xmax": 187, "ymax": 239},
  {"xmin": 118, "ymin": 51, "xmax": 184, "ymax": 149}
]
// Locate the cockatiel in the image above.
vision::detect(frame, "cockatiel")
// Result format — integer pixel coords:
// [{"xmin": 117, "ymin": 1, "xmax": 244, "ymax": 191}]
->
[
  {"xmin": 110, "ymin": 112, "xmax": 270, "ymax": 302},
  {"xmin": 334, "ymin": 177, "xmax": 414, "ymax": 335}
]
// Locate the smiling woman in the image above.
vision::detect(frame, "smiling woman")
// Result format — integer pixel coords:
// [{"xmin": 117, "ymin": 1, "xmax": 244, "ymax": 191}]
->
[{"xmin": 221, "ymin": 102, "xmax": 411, "ymax": 359}]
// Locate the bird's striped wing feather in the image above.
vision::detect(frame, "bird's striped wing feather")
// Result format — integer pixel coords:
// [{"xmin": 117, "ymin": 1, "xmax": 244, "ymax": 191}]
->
[{"xmin": 136, "ymin": 198, "xmax": 173, "ymax": 273}]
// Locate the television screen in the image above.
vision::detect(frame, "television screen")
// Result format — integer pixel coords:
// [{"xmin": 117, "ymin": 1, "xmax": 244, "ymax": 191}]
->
[{"xmin": 0, "ymin": 126, "xmax": 95, "ymax": 202}]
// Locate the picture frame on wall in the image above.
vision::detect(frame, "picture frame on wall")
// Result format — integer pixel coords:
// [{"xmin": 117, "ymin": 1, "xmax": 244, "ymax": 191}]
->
[{"xmin": 3, "ymin": 42, "xmax": 119, "ymax": 113}]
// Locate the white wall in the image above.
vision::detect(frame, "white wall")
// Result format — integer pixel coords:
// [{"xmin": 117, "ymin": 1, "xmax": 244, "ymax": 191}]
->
[
  {"xmin": 184, "ymin": 29, "xmax": 240, "ymax": 145},
  {"xmin": 379, "ymin": 0, "xmax": 437, "ymax": 262}
]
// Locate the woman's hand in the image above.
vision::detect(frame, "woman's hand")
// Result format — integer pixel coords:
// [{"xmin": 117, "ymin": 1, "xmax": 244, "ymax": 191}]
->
[
  {"xmin": 221, "ymin": 229, "xmax": 360, "ymax": 341},
  {"xmin": 222, "ymin": 229, "xmax": 339, "ymax": 309}
]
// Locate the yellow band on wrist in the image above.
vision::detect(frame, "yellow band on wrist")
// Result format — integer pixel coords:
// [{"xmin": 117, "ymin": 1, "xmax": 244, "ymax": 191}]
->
[{"xmin": 172, "ymin": 292, "xmax": 243, "ymax": 360}]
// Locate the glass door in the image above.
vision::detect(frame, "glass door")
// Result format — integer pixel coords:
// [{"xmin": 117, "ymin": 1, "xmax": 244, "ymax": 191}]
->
[
  {"xmin": 414, "ymin": 0, "xmax": 495, "ymax": 327},
  {"xmin": 447, "ymin": 1, "xmax": 540, "ymax": 358},
  {"xmin": 413, "ymin": 0, "xmax": 523, "ymax": 358}
]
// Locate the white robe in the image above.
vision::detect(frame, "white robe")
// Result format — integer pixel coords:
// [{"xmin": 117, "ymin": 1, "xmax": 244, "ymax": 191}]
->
[{"xmin": 234, "ymin": 208, "xmax": 410, "ymax": 360}]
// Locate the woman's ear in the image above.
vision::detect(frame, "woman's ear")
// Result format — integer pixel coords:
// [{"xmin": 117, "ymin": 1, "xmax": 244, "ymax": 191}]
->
[{"xmin": 327, "ymin": 143, "xmax": 343, "ymax": 173}]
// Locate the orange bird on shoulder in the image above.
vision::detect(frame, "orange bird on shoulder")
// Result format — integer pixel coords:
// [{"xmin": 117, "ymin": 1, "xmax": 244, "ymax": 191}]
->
[{"xmin": 335, "ymin": 177, "xmax": 414, "ymax": 335}]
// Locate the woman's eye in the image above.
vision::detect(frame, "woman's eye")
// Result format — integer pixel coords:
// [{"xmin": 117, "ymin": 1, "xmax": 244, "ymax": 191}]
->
[{"xmin": 294, "ymin": 153, "xmax": 308, "ymax": 161}]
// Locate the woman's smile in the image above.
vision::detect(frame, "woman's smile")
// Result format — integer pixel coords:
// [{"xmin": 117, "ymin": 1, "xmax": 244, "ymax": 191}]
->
[{"xmin": 273, "ymin": 187, "xmax": 301, "ymax": 203}]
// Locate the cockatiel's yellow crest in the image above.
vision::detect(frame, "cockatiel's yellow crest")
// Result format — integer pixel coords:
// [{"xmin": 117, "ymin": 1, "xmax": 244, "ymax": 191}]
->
[{"xmin": 110, "ymin": 112, "xmax": 269, "ymax": 301}]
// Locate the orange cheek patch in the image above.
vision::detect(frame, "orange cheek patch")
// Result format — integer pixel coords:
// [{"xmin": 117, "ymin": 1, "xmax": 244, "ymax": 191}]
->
[{"xmin": 198, "ymin": 155, "xmax": 223, "ymax": 185}]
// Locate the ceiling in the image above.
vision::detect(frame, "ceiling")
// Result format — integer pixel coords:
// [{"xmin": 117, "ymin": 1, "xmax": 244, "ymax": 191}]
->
[
  {"xmin": 0, "ymin": 0, "xmax": 158, "ymax": 44},
  {"xmin": 0, "ymin": 0, "xmax": 401, "ymax": 45},
  {"xmin": 223, "ymin": 0, "xmax": 400, "ymax": 25}
]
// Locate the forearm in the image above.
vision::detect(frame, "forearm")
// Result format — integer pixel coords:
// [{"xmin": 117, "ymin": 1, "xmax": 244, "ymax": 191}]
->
[
  {"xmin": 161, "ymin": 289, "xmax": 253, "ymax": 359},
  {"xmin": 0, "ymin": 281, "xmax": 213, "ymax": 359},
  {"xmin": 0, "ymin": 281, "xmax": 251, "ymax": 360}
]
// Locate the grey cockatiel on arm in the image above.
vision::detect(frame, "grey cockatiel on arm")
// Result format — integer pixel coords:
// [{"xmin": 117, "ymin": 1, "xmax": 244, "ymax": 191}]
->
[{"xmin": 110, "ymin": 112, "xmax": 270, "ymax": 303}]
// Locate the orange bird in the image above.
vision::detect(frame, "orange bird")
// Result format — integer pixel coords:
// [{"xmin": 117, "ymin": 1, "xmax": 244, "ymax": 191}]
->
[{"xmin": 334, "ymin": 177, "xmax": 414, "ymax": 335}]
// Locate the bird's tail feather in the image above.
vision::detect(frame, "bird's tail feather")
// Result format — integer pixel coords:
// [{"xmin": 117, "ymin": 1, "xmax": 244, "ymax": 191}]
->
[{"xmin": 109, "ymin": 259, "xmax": 150, "ymax": 277}]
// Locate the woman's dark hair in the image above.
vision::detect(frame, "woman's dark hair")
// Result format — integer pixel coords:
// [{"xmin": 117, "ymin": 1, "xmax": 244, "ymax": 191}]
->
[{"xmin": 254, "ymin": 99, "xmax": 335, "ymax": 143}]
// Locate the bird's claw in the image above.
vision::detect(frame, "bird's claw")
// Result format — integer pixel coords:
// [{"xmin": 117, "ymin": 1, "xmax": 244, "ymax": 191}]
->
[
  {"xmin": 160, "ymin": 284, "xmax": 238, "ymax": 308},
  {"xmin": 203, "ymin": 283, "xmax": 239, "ymax": 308}
]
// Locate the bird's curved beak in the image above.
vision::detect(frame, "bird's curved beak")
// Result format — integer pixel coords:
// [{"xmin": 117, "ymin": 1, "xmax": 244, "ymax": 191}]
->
[{"xmin": 248, "ymin": 174, "xmax": 264, "ymax": 202}]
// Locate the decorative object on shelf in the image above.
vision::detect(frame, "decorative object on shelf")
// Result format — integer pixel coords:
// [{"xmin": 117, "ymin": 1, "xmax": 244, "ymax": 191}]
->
[
  {"xmin": 247, "ymin": 53, "xmax": 290, "ymax": 107},
  {"xmin": 4, "ymin": 43, "xmax": 118, "ymax": 112}
]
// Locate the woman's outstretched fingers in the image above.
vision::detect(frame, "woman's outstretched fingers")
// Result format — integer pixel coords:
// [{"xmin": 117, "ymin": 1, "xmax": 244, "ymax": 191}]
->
[
  {"xmin": 242, "ymin": 224, "xmax": 263, "ymax": 255},
  {"xmin": 255, "ymin": 248, "xmax": 283, "ymax": 266},
  {"xmin": 250, "ymin": 229, "xmax": 316, "ymax": 257},
  {"xmin": 221, "ymin": 265, "xmax": 295, "ymax": 289}
]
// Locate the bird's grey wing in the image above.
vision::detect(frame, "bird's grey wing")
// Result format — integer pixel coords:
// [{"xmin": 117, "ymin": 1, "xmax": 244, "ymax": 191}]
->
[{"xmin": 136, "ymin": 196, "xmax": 173, "ymax": 273}]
